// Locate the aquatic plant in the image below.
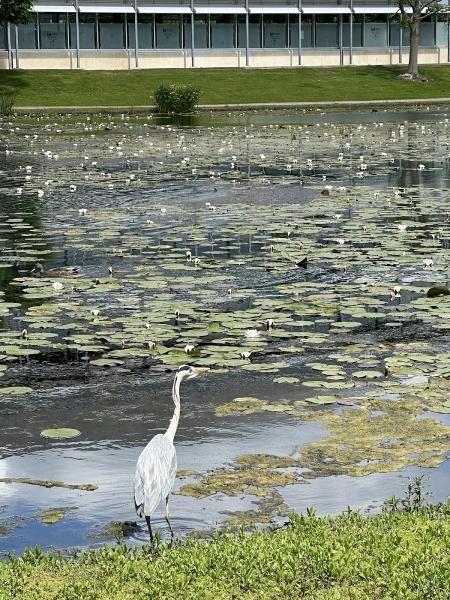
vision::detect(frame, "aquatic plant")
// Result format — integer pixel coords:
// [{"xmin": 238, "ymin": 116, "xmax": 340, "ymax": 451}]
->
[
  {"xmin": 153, "ymin": 84, "xmax": 200, "ymax": 114},
  {"xmin": 0, "ymin": 90, "xmax": 16, "ymax": 116}
]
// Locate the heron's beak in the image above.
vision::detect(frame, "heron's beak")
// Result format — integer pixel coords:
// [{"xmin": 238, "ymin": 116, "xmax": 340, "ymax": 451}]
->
[{"xmin": 192, "ymin": 367, "xmax": 209, "ymax": 375}]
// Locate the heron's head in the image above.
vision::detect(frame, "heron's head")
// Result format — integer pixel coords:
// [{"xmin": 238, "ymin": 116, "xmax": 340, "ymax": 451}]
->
[{"xmin": 176, "ymin": 365, "xmax": 209, "ymax": 381}]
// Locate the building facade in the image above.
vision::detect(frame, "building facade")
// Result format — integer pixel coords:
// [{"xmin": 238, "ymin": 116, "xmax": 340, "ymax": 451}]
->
[{"xmin": 1, "ymin": 1, "xmax": 449, "ymax": 70}]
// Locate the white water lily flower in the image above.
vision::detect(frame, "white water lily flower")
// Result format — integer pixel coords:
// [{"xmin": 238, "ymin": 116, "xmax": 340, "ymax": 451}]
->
[
  {"xmin": 79, "ymin": 208, "xmax": 87, "ymax": 216},
  {"xmin": 184, "ymin": 344, "xmax": 195, "ymax": 353},
  {"xmin": 397, "ymin": 224, "xmax": 407, "ymax": 232},
  {"xmin": 423, "ymin": 258, "xmax": 434, "ymax": 270},
  {"xmin": 52, "ymin": 282, "xmax": 63, "ymax": 290},
  {"xmin": 69, "ymin": 184, "xmax": 77, "ymax": 192},
  {"xmin": 245, "ymin": 329, "xmax": 261, "ymax": 338},
  {"xmin": 240, "ymin": 351, "xmax": 252, "ymax": 359},
  {"xmin": 91, "ymin": 309, "xmax": 100, "ymax": 317}
]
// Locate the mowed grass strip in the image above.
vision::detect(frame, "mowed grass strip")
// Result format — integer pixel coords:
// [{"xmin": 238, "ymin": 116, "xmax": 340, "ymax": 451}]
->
[
  {"xmin": 2, "ymin": 65, "xmax": 450, "ymax": 107},
  {"xmin": 0, "ymin": 504, "xmax": 448, "ymax": 599}
]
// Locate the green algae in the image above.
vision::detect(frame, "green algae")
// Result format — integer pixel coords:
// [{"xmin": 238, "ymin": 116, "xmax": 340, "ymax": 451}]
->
[
  {"xmin": 178, "ymin": 467, "xmax": 301, "ymax": 499},
  {"xmin": 235, "ymin": 454, "xmax": 299, "ymax": 469},
  {"xmin": 37, "ymin": 507, "xmax": 77, "ymax": 525},
  {"xmin": 298, "ymin": 399, "xmax": 450, "ymax": 478},
  {"xmin": 0, "ymin": 478, "xmax": 97, "ymax": 491},
  {"xmin": 222, "ymin": 491, "xmax": 290, "ymax": 527}
]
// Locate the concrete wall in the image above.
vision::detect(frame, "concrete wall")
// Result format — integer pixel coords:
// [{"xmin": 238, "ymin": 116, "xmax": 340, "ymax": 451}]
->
[
  {"xmin": 0, "ymin": 50, "xmax": 9, "ymax": 69},
  {"xmin": 2, "ymin": 47, "xmax": 449, "ymax": 69}
]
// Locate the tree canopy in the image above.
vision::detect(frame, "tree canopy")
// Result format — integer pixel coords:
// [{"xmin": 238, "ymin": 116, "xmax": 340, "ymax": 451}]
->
[{"xmin": 0, "ymin": 0, "xmax": 33, "ymax": 26}]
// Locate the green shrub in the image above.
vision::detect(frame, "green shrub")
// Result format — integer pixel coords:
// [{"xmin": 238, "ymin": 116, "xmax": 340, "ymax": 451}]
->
[
  {"xmin": 0, "ymin": 90, "xmax": 16, "ymax": 116},
  {"xmin": 153, "ymin": 83, "xmax": 200, "ymax": 114},
  {"xmin": 1, "ymin": 501, "xmax": 449, "ymax": 599}
]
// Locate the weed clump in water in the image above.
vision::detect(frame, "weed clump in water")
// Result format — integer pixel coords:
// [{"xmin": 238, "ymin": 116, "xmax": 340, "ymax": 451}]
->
[{"xmin": 153, "ymin": 84, "xmax": 200, "ymax": 114}]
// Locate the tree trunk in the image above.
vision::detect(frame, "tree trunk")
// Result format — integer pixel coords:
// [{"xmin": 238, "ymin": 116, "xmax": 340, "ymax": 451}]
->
[{"xmin": 408, "ymin": 21, "xmax": 420, "ymax": 78}]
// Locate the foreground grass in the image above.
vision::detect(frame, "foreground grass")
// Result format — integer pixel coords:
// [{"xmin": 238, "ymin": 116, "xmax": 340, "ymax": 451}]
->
[
  {"xmin": 0, "ymin": 504, "xmax": 448, "ymax": 600},
  {"xmin": 2, "ymin": 66, "xmax": 450, "ymax": 107}
]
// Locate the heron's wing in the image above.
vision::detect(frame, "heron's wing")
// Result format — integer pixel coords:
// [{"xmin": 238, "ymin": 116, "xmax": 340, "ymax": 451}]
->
[{"xmin": 134, "ymin": 434, "xmax": 177, "ymax": 517}]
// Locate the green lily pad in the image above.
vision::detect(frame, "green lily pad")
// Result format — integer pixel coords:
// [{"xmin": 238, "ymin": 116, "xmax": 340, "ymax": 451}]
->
[
  {"xmin": 352, "ymin": 370, "xmax": 384, "ymax": 379},
  {"xmin": 41, "ymin": 428, "xmax": 81, "ymax": 439},
  {"xmin": 0, "ymin": 386, "xmax": 33, "ymax": 395},
  {"xmin": 273, "ymin": 376, "xmax": 300, "ymax": 384}
]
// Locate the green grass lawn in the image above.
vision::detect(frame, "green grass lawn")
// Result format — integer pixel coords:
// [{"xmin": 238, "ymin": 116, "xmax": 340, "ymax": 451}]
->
[
  {"xmin": 0, "ymin": 504, "xmax": 448, "ymax": 599},
  {"xmin": 1, "ymin": 65, "xmax": 450, "ymax": 107}
]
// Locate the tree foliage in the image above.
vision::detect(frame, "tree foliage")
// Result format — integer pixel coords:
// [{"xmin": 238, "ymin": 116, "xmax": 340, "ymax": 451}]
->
[{"xmin": 0, "ymin": 0, "xmax": 33, "ymax": 26}]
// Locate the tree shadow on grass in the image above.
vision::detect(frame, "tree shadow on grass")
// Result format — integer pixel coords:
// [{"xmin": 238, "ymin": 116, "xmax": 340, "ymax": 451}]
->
[{"xmin": 0, "ymin": 71, "xmax": 30, "ymax": 95}]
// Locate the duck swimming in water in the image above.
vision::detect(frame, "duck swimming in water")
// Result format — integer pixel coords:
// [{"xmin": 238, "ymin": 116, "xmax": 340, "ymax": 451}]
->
[{"xmin": 31, "ymin": 262, "xmax": 80, "ymax": 277}]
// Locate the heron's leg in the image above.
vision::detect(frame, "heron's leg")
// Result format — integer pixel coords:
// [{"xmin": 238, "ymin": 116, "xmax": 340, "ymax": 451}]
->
[
  {"xmin": 145, "ymin": 515, "xmax": 153, "ymax": 542},
  {"xmin": 165, "ymin": 495, "xmax": 174, "ymax": 539}
]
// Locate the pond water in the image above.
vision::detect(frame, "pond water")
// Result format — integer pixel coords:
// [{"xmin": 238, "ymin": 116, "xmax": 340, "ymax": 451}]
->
[{"xmin": 0, "ymin": 107, "xmax": 449, "ymax": 555}]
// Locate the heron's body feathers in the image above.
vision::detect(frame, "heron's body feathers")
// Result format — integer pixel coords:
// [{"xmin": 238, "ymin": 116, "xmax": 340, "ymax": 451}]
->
[{"xmin": 134, "ymin": 433, "xmax": 177, "ymax": 517}]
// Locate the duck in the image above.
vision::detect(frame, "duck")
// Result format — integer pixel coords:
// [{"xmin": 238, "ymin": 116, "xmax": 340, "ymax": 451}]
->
[{"xmin": 31, "ymin": 262, "xmax": 80, "ymax": 277}]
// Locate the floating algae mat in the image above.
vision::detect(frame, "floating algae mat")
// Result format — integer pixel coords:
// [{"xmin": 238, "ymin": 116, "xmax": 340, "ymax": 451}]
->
[{"xmin": 0, "ymin": 108, "xmax": 450, "ymax": 551}]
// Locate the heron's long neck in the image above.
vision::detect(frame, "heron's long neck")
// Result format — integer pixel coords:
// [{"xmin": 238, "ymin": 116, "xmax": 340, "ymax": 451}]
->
[{"xmin": 165, "ymin": 375, "xmax": 181, "ymax": 443}]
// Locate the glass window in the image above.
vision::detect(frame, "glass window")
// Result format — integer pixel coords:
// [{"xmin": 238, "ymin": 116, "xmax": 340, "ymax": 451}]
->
[
  {"xmin": 420, "ymin": 18, "xmax": 435, "ymax": 46},
  {"xmin": 98, "ymin": 13, "xmax": 125, "ymax": 49},
  {"xmin": 128, "ymin": 14, "xmax": 153, "ymax": 49},
  {"xmin": 11, "ymin": 17, "xmax": 37, "ymax": 49},
  {"xmin": 0, "ymin": 25, "xmax": 7, "ymax": 49},
  {"xmin": 238, "ymin": 15, "xmax": 261, "ymax": 48},
  {"xmin": 264, "ymin": 15, "xmax": 287, "ymax": 49},
  {"xmin": 0, "ymin": 25, "xmax": 8, "ymax": 50},
  {"xmin": 363, "ymin": 14, "xmax": 388, "ymax": 47},
  {"xmin": 39, "ymin": 13, "xmax": 67, "ymax": 49},
  {"xmin": 183, "ymin": 16, "xmax": 207, "ymax": 49},
  {"xmin": 343, "ymin": 15, "xmax": 362, "ymax": 48},
  {"xmin": 389, "ymin": 17, "xmax": 408, "ymax": 47},
  {"xmin": 156, "ymin": 15, "xmax": 181, "ymax": 49},
  {"xmin": 289, "ymin": 16, "xmax": 303, "ymax": 48},
  {"xmin": 315, "ymin": 15, "xmax": 338, "ymax": 48},
  {"xmin": 210, "ymin": 15, "xmax": 235, "ymax": 49},
  {"xmin": 289, "ymin": 15, "xmax": 313, "ymax": 48},
  {"xmin": 70, "ymin": 14, "xmax": 96, "ymax": 49},
  {"xmin": 436, "ymin": 20, "xmax": 448, "ymax": 48}
]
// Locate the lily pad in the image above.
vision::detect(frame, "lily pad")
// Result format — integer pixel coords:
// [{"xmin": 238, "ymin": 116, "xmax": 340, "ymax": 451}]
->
[
  {"xmin": 0, "ymin": 387, "xmax": 33, "ymax": 395},
  {"xmin": 41, "ymin": 428, "xmax": 81, "ymax": 439}
]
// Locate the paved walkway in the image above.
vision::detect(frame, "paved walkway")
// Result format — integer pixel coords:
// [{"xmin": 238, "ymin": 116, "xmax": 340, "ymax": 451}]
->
[{"xmin": 15, "ymin": 97, "xmax": 450, "ymax": 113}]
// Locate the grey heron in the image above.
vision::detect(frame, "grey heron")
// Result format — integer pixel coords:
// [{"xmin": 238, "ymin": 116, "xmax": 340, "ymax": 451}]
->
[{"xmin": 134, "ymin": 365, "xmax": 208, "ymax": 541}]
